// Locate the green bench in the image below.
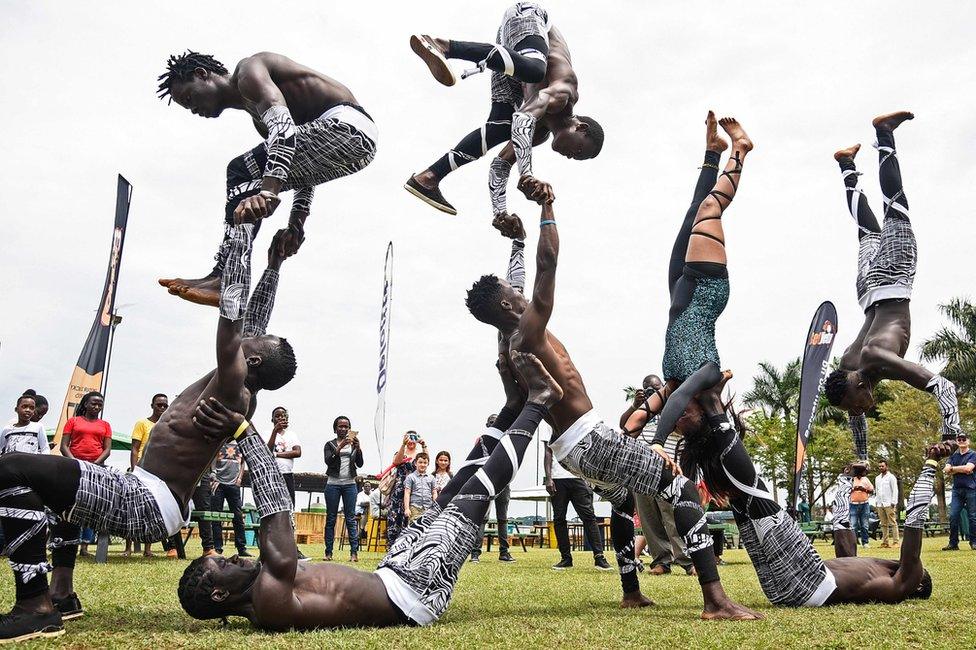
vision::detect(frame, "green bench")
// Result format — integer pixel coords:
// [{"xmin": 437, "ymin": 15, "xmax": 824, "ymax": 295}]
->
[
  {"xmin": 483, "ymin": 522, "xmax": 536, "ymax": 553},
  {"xmin": 184, "ymin": 510, "xmax": 260, "ymax": 547}
]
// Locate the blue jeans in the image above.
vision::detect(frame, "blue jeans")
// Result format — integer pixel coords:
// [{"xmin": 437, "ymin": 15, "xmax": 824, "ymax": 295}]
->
[
  {"xmin": 948, "ymin": 486, "xmax": 976, "ymax": 547},
  {"xmin": 324, "ymin": 482, "xmax": 359, "ymax": 555},
  {"xmin": 850, "ymin": 502, "xmax": 871, "ymax": 545}
]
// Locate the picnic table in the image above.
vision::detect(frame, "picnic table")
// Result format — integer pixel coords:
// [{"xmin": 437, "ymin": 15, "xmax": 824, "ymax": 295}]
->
[{"xmin": 483, "ymin": 522, "xmax": 538, "ymax": 553}]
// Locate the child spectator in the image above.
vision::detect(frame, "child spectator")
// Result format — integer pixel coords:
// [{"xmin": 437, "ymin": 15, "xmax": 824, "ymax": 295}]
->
[{"xmin": 403, "ymin": 452, "xmax": 435, "ymax": 521}]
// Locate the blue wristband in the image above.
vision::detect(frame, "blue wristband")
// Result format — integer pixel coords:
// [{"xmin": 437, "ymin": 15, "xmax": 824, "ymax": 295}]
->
[{"xmin": 540, "ymin": 220, "xmax": 556, "ymax": 227}]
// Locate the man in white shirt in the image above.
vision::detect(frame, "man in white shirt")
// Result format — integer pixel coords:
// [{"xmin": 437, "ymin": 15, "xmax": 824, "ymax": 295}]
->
[
  {"xmin": 267, "ymin": 407, "xmax": 302, "ymax": 507},
  {"xmin": 874, "ymin": 460, "xmax": 900, "ymax": 548}
]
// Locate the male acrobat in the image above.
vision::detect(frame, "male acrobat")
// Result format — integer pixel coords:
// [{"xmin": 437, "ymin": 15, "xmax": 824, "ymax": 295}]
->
[
  {"xmin": 682, "ymin": 387, "xmax": 943, "ymax": 608},
  {"xmin": 157, "ymin": 50, "xmax": 378, "ymax": 306},
  {"xmin": 0, "ymin": 226, "xmax": 296, "ymax": 642},
  {"xmin": 176, "ymin": 351, "xmax": 560, "ymax": 629},
  {"xmin": 465, "ymin": 184, "xmax": 759, "ymax": 619},
  {"xmin": 405, "ymin": 2, "xmax": 603, "ymax": 217}
]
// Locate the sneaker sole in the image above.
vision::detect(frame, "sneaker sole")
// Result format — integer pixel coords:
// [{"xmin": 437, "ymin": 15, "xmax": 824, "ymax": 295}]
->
[
  {"xmin": 0, "ymin": 627, "xmax": 65, "ymax": 644},
  {"xmin": 409, "ymin": 35, "xmax": 456, "ymax": 86},
  {"xmin": 551, "ymin": 566, "xmax": 572, "ymax": 571},
  {"xmin": 595, "ymin": 566, "xmax": 615, "ymax": 572},
  {"xmin": 403, "ymin": 183, "xmax": 458, "ymax": 215},
  {"xmin": 59, "ymin": 611, "xmax": 84, "ymax": 621}
]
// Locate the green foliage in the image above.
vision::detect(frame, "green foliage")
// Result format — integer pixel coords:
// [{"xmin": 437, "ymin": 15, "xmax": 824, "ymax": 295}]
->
[{"xmin": 920, "ymin": 297, "xmax": 976, "ymax": 396}]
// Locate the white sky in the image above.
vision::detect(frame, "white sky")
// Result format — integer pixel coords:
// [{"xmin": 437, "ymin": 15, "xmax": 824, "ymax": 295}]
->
[{"xmin": 2, "ymin": 1, "xmax": 974, "ymax": 515}]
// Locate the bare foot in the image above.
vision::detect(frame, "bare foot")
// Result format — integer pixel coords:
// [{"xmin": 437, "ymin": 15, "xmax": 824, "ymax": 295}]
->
[
  {"xmin": 510, "ymin": 351, "xmax": 563, "ymax": 407},
  {"xmin": 620, "ymin": 591, "xmax": 655, "ymax": 608},
  {"xmin": 705, "ymin": 110, "xmax": 728, "ymax": 153},
  {"xmin": 872, "ymin": 111, "xmax": 914, "ymax": 132},
  {"xmin": 158, "ymin": 274, "xmax": 220, "ymax": 307},
  {"xmin": 833, "ymin": 144, "xmax": 861, "ymax": 162},
  {"xmin": 719, "ymin": 117, "xmax": 753, "ymax": 154},
  {"xmin": 700, "ymin": 600, "xmax": 764, "ymax": 621}
]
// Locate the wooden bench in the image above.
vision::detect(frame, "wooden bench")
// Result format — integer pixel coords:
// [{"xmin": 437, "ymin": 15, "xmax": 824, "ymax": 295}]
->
[{"xmin": 483, "ymin": 522, "xmax": 535, "ymax": 553}]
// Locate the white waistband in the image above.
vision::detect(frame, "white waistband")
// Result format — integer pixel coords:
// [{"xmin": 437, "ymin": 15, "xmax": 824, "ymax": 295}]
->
[
  {"xmin": 548, "ymin": 409, "xmax": 601, "ymax": 462},
  {"xmin": 375, "ymin": 567, "xmax": 437, "ymax": 626},
  {"xmin": 860, "ymin": 285, "xmax": 911, "ymax": 312},
  {"xmin": 802, "ymin": 566, "xmax": 837, "ymax": 607},
  {"xmin": 318, "ymin": 104, "xmax": 378, "ymax": 144},
  {"xmin": 132, "ymin": 466, "xmax": 189, "ymax": 537}
]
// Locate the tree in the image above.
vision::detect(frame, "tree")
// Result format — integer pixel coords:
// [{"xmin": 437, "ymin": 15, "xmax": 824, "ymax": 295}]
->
[
  {"xmin": 920, "ymin": 297, "xmax": 976, "ymax": 396},
  {"xmin": 743, "ymin": 359, "xmax": 801, "ymax": 421},
  {"xmin": 743, "ymin": 410, "xmax": 795, "ymax": 504}
]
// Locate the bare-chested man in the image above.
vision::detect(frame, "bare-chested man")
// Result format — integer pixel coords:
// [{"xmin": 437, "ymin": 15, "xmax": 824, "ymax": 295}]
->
[
  {"xmin": 463, "ymin": 191, "xmax": 759, "ymax": 620},
  {"xmin": 405, "ymin": 2, "xmax": 603, "ymax": 217},
  {"xmin": 823, "ymin": 112, "xmax": 963, "ymax": 556},
  {"xmin": 0, "ymin": 224, "xmax": 296, "ymax": 642},
  {"xmin": 176, "ymin": 351, "xmax": 560, "ymax": 630},
  {"xmin": 682, "ymin": 386, "xmax": 944, "ymax": 608},
  {"xmin": 157, "ymin": 50, "xmax": 378, "ymax": 306}
]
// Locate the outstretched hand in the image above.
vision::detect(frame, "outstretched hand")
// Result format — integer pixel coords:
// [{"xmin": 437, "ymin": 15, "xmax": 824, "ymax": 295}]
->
[
  {"xmin": 492, "ymin": 213, "xmax": 526, "ymax": 240},
  {"xmin": 497, "ymin": 353, "xmax": 527, "ymax": 409},
  {"xmin": 276, "ymin": 223, "xmax": 305, "ymax": 257},
  {"xmin": 193, "ymin": 396, "xmax": 247, "ymax": 442},
  {"xmin": 234, "ymin": 192, "xmax": 281, "ymax": 224},
  {"xmin": 517, "ymin": 175, "xmax": 554, "ymax": 205}
]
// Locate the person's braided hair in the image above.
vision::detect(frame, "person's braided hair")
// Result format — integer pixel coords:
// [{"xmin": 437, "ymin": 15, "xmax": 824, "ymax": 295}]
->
[
  {"xmin": 177, "ymin": 557, "xmax": 226, "ymax": 620},
  {"xmin": 157, "ymin": 51, "xmax": 228, "ymax": 103}
]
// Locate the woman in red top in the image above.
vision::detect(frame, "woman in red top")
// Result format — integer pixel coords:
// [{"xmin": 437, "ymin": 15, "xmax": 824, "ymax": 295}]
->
[{"xmin": 54, "ymin": 391, "xmax": 112, "ymax": 595}]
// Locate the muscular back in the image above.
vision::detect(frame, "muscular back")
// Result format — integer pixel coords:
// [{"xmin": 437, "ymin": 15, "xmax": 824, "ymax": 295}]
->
[
  {"xmin": 138, "ymin": 370, "xmax": 250, "ymax": 507},
  {"xmin": 522, "ymin": 28, "xmax": 579, "ymax": 129},
  {"xmin": 233, "ymin": 52, "xmax": 357, "ymax": 127}
]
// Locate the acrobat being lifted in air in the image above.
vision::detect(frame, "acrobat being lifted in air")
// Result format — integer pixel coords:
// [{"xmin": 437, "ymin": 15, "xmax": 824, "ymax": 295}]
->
[
  {"xmin": 405, "ymin": 2, "xmax": 604, "ymax": 217},
  {"xmin": 156, "ymin": 50, "xmax": 378, "ymax": 307},
  {"xmin": 825, "ymin": 111, "xmax": 963, "ymax": 459}
]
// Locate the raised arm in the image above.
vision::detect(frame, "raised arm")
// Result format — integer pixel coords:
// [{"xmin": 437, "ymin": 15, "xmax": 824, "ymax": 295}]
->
[
  {"xmin": 519, "ymin": 203, "xmax": 558, "ymax": 347},
  {"xmin": 215, "ymin": 224, "xmax": 252, "ymax": 401},
  {"xmin": 243, "ymin": 230, "xmax": 289, "ymax": 338},
  {"xmin": 652, "ymin": 363, "xmax": 723, "ymax": 447}
]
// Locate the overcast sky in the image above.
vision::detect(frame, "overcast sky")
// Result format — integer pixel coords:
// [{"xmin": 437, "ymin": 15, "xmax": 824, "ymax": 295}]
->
[{"xmin": 2, "ymin": 1, "xmax": 974, "ymax": 515}]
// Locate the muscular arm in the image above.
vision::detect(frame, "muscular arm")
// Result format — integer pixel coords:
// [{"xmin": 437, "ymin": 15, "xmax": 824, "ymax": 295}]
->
[
  {"xmin": 237, "ymin": 56, "xmax": 294, "ymax": 195},
  {"xmin": 519, "ymin": 203, "xmax": 558, "ymax": 348},
  {"xmin": 652, "ymin": 363, "xmax": 723, "ymax": 446},
  {"xmin": 862, "ymin": 345, "xmax": 933, "ymax": 389}
]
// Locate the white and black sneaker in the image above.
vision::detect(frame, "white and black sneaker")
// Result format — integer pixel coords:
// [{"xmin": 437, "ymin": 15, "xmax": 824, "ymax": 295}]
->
[
  {"xmin": 551, "ymin": 558, "xmax": 573, "ymax": 570},
  {"xmin": 594, "ymin": 555, "xmax": 614, "ymax": 571},
  {"xmin": 0, "ymin": 607, "xmax": 64, "ymax": 643},
  {"xmin": 51, "ymin": 593, "xmax": 83, "ymax": 621}
]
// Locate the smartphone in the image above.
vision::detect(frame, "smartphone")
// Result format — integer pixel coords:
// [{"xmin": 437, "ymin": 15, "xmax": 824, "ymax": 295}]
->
[
  {"xmin": 348, "ymin": 430, "xmax": 359, "ymax": 441},
  {"xmin": 408, "ymin": 432, "xmax": 420, "ymax": 442}
]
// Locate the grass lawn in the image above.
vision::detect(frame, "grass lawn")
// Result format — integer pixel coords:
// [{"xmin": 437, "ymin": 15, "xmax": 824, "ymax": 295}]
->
[{"xmin": 5, "ymin": 537, "xmax": 973, "ymax": 649}]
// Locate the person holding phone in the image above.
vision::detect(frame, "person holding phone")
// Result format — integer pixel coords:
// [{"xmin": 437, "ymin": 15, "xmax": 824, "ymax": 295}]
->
[{"xmin": 323, "ymin": 416, "xmax": 364, "ymax": 561}]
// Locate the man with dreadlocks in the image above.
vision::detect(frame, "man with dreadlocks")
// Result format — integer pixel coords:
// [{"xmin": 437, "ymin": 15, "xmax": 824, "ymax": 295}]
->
[
  {"xmin": 824, "ymin": 112, "xmax": 962, "ymax": 458},
  {"xmin": 681, "ymin": 381, "xmax": 944, "ymax": 608},
  {"xmin": 465, "ymin": 183, "xmax": 759, "ymax": 620},
  {"xmin": 0, "ymin": 227, "xmax": 296, "ymax": 642},
  {"xmin": 822, "ymin": 112, "xmax": 963, "ymax": 558},
  {"xmin": 176, "ymin": 350, "xmax": 560, "ymax": 630},
  {"xmin": 156, "ymin": 50, "xmax": 378, "ymax": 307},
  {"xmin": 405, "ymin": 2, "xmax": 603, "ymax": 218}
]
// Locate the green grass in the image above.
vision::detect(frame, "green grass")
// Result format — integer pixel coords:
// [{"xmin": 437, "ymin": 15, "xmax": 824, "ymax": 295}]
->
[{"xmin": 6, "ymin": 538, "xmax": 974, "ymax": 649}]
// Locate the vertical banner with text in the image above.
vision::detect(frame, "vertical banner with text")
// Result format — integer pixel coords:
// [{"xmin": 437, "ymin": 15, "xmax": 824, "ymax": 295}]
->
[
  {"xmin": 52, "ymin": 176, "xmax": 132, "ymax": 451},
  {"xmin": 792, "ymin": 301, "xmax": 838, "ymax": 508},
  {"xmin": 374, "ymin": 242, "xmax": 394, "ymax": 465}
]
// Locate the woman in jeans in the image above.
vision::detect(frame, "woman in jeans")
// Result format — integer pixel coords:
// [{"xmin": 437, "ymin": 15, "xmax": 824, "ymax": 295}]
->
[{"xmin": 323, "ymin": 416, "xmax": 364, "ymax": 561}]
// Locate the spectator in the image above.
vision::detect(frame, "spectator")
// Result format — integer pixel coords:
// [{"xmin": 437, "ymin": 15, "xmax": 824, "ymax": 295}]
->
[
  {"xmin": 6, "ymin": 389, "xmax": 48, "ymax": 427},
  {"xmin": 849, "ymin": 463, "xmax": 874, "ymax": 548},
  {"xmin": 356, "ymin": 481, "xmax": 372, "ymax": 518},
  {"xmin": 369, "ymin": 480, "xmax": 387, "ymax": 519},
  {"xmin": 403, "ymin": 452, "xmax": 435, "ymax": 521},
  {"xmin": 543, "ymin": 430, "xmax": 612, "ymax": 571},
  {"xmin": 268, "ymin": 407, "xmax": 302, "ymax": 505},
  {"xmin": 874, "ymin": 460, "xmax": 900, "ymax": 549},
  {"xmin": 623, "ymin": 376, "xmax": 694, "ymax": 576},
  {"xmin": 59, "ymin": 391, "xmax": 112, "ymax": 558},
  {"xmin": 385, "ymin": 431, "xmax": 427, "ymax": 544},
  {"xmin": 432, "ymin": 450, "xmax": 453, "ymax": 501},
  {"xmin": 798, "ymin": 498, "xmax": 811, "ymax": 523},
  {"xmin": 210, "ymin": 440, "xmax": 251, "ymax": 557},
  {"xmin": 125, "ymin": 393, "xmax": 168, "ymax": 557},
  {"xmin": 943, "ymin": 432, "xmax": 976, "ymax": 551},
  {"xmin": 323, "ymin": 416, "xmax": 364, "ymax": 562},
  {"xmin": 1, "ymin": 394, "xmax": 49, "ymax": 456}
]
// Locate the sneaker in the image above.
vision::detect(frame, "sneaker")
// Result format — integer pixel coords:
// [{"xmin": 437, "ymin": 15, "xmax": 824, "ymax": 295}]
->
[
  {"xmin": 51, "ymin": 594, "xmax": 83, "ymax": 621},
  {"xmin": 941, "ymin": 545, "xmax": 959, "ymax": 551},
  {"xmin": 594, "ymin": 555, "xmax": 614, "ymax": 571},
  {"xmin": 404, "ymin": 176, "xmax": 457, "ymax": 215},
  {"xmin": 498, "ymin": 551, "xmax": 516, "ymax": 563},
  {"xmin": 237, "ymin": 550, "xmax": 254, "ymax": 558},
  {"xmin": 469, "ymin": 554, "xmax": 481, "ymax": 564},
  {"xmin": 551, "ymin": 558, "xmax": 573, "ymax": 570},
  {"xmin": 296, "ymin": 550, "xmax": 310, "ymax": 562},
  {"xmin": 0, "ymin": 608, "xmax": 64, "ymax": 643}
]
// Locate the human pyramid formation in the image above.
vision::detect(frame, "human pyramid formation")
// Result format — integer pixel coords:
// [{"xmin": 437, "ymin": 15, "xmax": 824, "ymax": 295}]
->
[{"xmin": 0, "ymin": 2, "xmax": 967, "ymax": 642}]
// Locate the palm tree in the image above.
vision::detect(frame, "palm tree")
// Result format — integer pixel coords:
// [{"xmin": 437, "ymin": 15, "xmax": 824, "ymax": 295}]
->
[
  {"xmin": 920, "ymin": 297, "xmax": 976, "ymax": 396},
  {"xmin": 743, "ymin": 359, "xmax": 802, "ymax": 421}
]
